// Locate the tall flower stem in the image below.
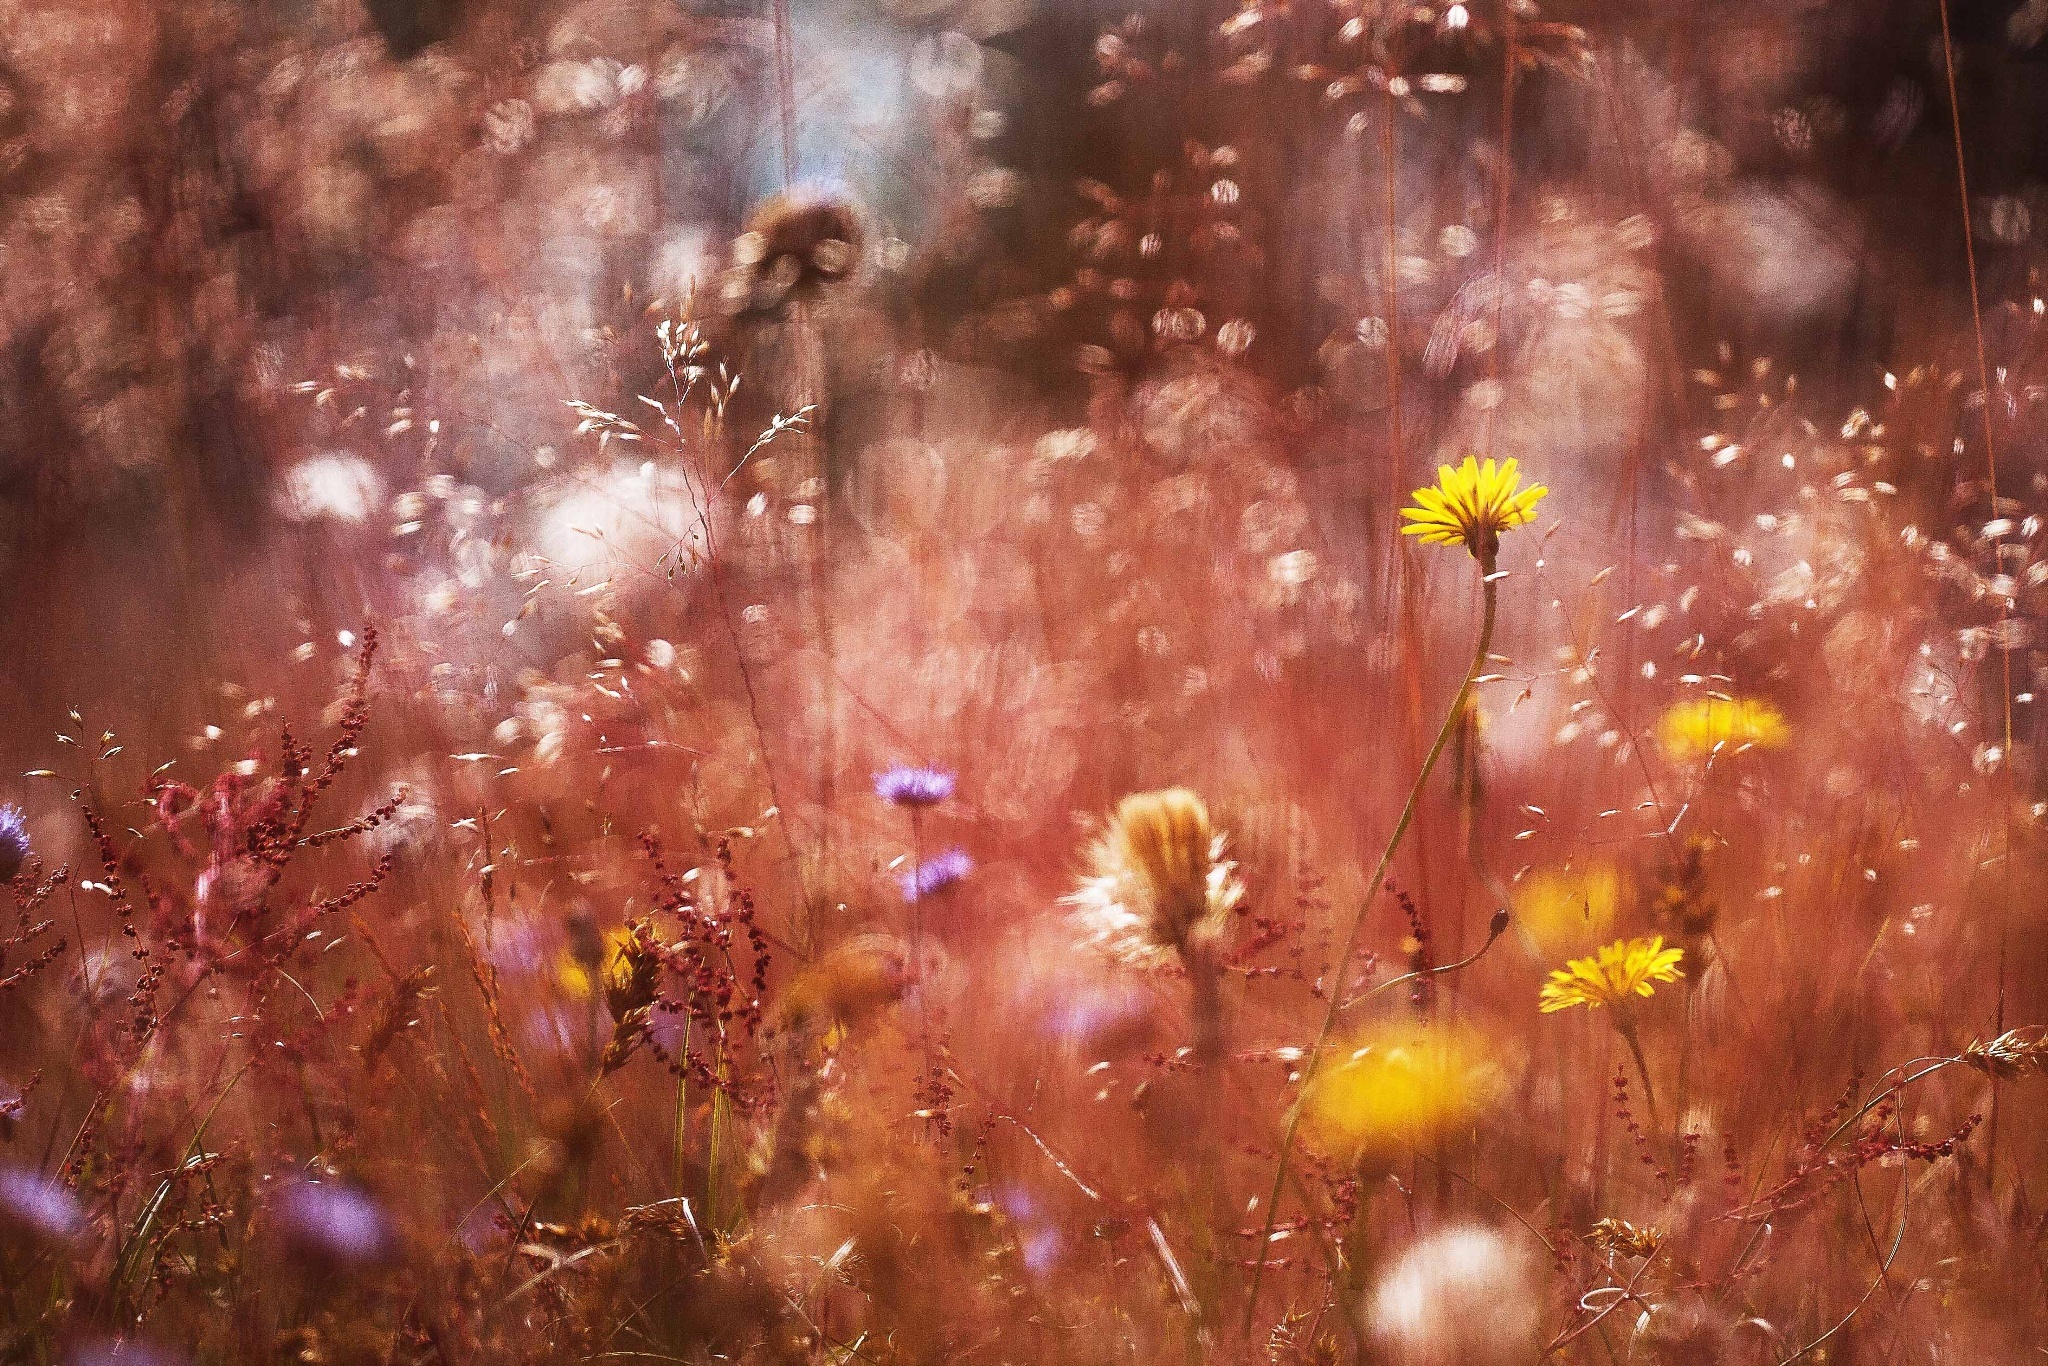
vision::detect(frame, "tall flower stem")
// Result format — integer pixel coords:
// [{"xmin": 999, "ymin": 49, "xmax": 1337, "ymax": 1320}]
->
[
  {"xmin": 1242, "ymin": 547, "xmax": 1500, "ymax": 1336},
  {"xmin": 908, "ymin": 806, "xmax": 926, "ymax": 1003},
  {"xmin": 672, "ymin": 1016, "xmax": 692, "ymax": 1199},
  {"xmin": 1616, "ymin": 1016, "xmax": 1661, "ymax": 1135},
  {"xmin": 907, "ymin": 808, "xmax": 939, "ymax": 1128}
]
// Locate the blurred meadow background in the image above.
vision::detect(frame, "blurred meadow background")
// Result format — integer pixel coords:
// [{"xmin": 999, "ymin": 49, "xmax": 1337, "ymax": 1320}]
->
[{"xmin": 5, "ymin": 0, "xmax": 2048, "ymax": 1361}]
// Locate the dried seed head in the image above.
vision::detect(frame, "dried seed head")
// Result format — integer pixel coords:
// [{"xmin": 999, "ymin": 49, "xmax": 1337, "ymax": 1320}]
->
[
  {"xmin": 1962, "ymin": 1027, "xmax": 2048, "ymax": 1081},
  {"xmin": 1585, "ymin": 1217, "xmax": 1663, "ymax": 1260},
  {"xmin": 604, "ymin": 921, "xmax": 662, "ymax": 1023},
  {"xmin": 1066, "ymin": 787, "xmax": 1243, "ymax": 969}
]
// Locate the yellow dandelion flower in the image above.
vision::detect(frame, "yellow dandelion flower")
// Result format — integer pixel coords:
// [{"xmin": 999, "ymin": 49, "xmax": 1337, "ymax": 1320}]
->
[
  {"xmin": 1538, "ymin": 935, "xmax": 1684, "ymax": 1014},
  {"xmin": 1301, "ymin": 1020, "xmax": 1502, "ymax": 1168},
  {"xmin": 1399, "ymin": 455, "xmax": 1548, "ymax": 556},
  {"xmin": 1513, "ymin": 862, "xmax": 1620, "ymax": 960},
  {"xmin": 1066, "ymin": 788, "xmax": 1243, "ymax": 969},
  {"xmin": 1654, "ymin": 696, "xmax": 1789, "ymax": 761}
]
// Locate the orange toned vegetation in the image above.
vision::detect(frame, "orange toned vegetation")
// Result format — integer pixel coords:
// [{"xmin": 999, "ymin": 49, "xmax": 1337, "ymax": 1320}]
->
[{"xmin": 4, "ymin": 1, "xmax": 2048, "ymax": 1363}]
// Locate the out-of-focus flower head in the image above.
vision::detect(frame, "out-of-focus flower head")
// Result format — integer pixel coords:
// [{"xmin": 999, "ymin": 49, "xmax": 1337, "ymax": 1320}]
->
[
  {"xmin": 557, "ymin": 919, "xmax": 644, "ymax": 1007},
  {"xmin": 1065, "ymin": 787, "xmax": 1242, "ymax": 969},
  {"xmin": 0, "ymin": 804, "xmax": 29, "ymax": 882},
  {"xmin": 993, "ymin": 1184, "xmax": 1062, "ymax": 1276},
  {"xmin": 902, "ymin": 847, "xmax": 973, "ymax": 901},
  {"xmin": 1513, "ymin": 862, "xmax": 1619, "ymax": 959},
  {"xmin": 1654, "ymin": 696, "xmax": 1790, "ymax": 762},
  {"xmin": 1302, "ymin": 1020, "xmax": 1502, "ymax": 1169},
  {"xmin": 1539, "ymin": 935, "xmax": 1684, "ymax": 1014},
  {"xmin": 725, "ymin": 188, "xmax": 863, "ymax": 315},
  {"xmin": 556, "ymin": 907, "xmax": 608, "ymax": 1000},
  {"xmin": 1370, "ymin": 1225, "xmax": 1543, "ymax": 1366},
  {"xmin": 772, "ymin": 933, "xmax": 911, "ymax": 1037},
  {"xmin": 1400, "ymin": 456, "xmax": 1547, "ymax": 557},
  {"xmin": 274, "ymin": 1178, "xmax": 392, "ymax": 1263},
  {"xmin": 874, "ymin": 765, "xmax": 955, "ymax": 808},
  {"xmin": 1651, "ymin": 835, "xmax": 1719, "ymax": 943},
  {"xmin": 1037, "ymin": 978, "xmax": 1149, "ymax": 1046},
  {"xmin": 529, "ymin": 460, "xmax": 698, "ymax": 582},
  {"xmin": 0, "ymin": 1163, "xmax": 83, "ymax": 1239},
  {"xmin": 276, "ymin": 452, "xmax": 384, "ymax": 524},
  {"xmin": 65, "ymin": 1341, "xmax": 186, "ymax": 1366}
]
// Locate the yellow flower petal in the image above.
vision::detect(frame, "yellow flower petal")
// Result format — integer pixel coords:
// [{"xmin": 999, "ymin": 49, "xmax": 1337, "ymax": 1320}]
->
[
  {"xmin": 1398, "ymin": 455, "xmax": 1549, "ymax": 557},
  {"xmin": 1538, "ymin": 936, "xmax": 1684, "ymax": 1013}
]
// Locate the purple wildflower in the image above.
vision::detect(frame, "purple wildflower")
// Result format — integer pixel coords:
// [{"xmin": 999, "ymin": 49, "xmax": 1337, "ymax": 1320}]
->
[
  {"xmin": 275, "ymin": 1179, "xmax": 391, "ymax": 1263},
  {"xmin": 0, "ymin": 804, "xmax": 28, "ymax": 883},
  {"xmin": 0, "ymin": 1164, "xmax": 83, "ymax": 1239},
  {"xmin": 993, "ymin": 1186, "xmax": 1061, "ymax": 1275},
  {"xmin": 1039, "ymin": 982, "xmax": 1147, "ymax": 1044},
  {"xmin": 67, "ymin": 1341, "xmax": 186, "ymax": 1366},
  {"xmin": 902, "ymin": 848, "xmax": 973, "ymax": 901},
  {"xmin": 874, "ymin": 766, "xmax": 955, "ymax": 808}
]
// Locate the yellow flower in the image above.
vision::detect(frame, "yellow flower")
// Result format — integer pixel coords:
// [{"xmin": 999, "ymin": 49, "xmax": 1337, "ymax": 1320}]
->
[
  {"xmin": 1538, "ymin": 935, "xmax": 1684, "ymax": 1014},
  {"xmin": 1301, "ymin": 1020, "xmax": 1501, "ymax": 1168},
  {"xmin": 1514, "ymin": 862, "xmax": 1620, "ymax": 960},
  {"xmin": 557, "ymin": 926, "xmax": 638, "ymax": 1001},
  {"xmin": 1654, "ymin": 697, "xmax": 1789, "ymax": 762},
  {"xmin": 1400, "ymin": 455, "xmax": 1548, "ymax": 555},
  {"xmin": 773, "ymin": 933, "xmax": 912, "ymax": 1035},
  {"xmin": 1066, "ymin": 788, "xmax": 1243, "ymax": 969}
]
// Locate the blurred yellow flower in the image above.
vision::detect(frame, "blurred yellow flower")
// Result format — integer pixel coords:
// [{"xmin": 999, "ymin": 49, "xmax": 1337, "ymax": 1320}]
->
[
  {"xmin": 557, "ymin": 926, "xmax": 638, "ymax": 1001},
  {"xmin": 1538, "ymin": 936, "xmax": 1684, "ymax": 1014},
  {"xmin": 1654, "ymin": 697, "xmax": 1789, "ymax": 762},
  {"xmin": 1400, "ymin": 455, "xmax": 1548, "ymax": 556},
  {"xmin": 773, "ymin": 933, "xmax": 912, "ymax": 1036},
  {"xmin": 1301, "ymin": 1020, "xmax": 1501, "ymax": 1168},
  {"xmin": 1514, "ymin": 863, "xmax": 1620, "ymax": 959}
]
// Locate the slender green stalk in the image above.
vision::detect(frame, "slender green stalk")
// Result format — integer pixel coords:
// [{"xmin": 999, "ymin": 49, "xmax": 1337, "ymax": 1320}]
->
[
  {"xmin": 110, "ymin": 1059, "xmax": 252, "ymax": 1321},
  {"xmin": 1673, "ymin": 986, "xmax": 1693, "ymax": 1144},
  {"xmin": 706, "ymin": 1044, "xmax": 733, "ymax": 1233},
  {"xmin": 673, "ymin": 1016, "xmax": 692, "ymax": 1200},
  {"xmin": 1242, "ymin": 549, "xmax": 1500, "ymax": 1337}
]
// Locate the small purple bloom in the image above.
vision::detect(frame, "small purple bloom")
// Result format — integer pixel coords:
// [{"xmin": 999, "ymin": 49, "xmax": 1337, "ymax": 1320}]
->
[
  {"xmin": 874, "ymin": 766, "xmax": 954, "ymax": 808},
  {"xmin": 456, "ymin": 1203, "xmax": 506, "ymax": 1255},
  {"xmin": 520, "ymin": 1001, "xmax": 587, "ymax": 1056},
  {"xmin": 67, "ymin": 1340, "xmax": 185, "ymax": 1366},
  {"xmin": 902, "ymin": 848, "xmax": 973, "ymax": 901},
  {"xmin": 482, "ymin": 918, "xmax": 548, "ymax": 975},
  {"xmin": 0, "ymin": 1164, "xmax": 83, "ymax": 1239},
  {"xmin": 644, "ymin": 1000, "xmax": 691, "ymax": 1054},
  {"xmin": 0, "ymin": 804, "xmax": 29, "ymax": 883},
  {"xmin": 993, "ymin": 1185, "xmax": 1061, "ymax": 1275},
  {"xmin": 1020, "ymin": 1225, "xmax": 1062, "ymax": 1275},
  {"xmin": 1039, "ymin": 983, "xmax": 1147, "ymax": 1044},
  {"xmin": 276, "ymin": 1179, "xmax": 391, "ymax": 1263}
]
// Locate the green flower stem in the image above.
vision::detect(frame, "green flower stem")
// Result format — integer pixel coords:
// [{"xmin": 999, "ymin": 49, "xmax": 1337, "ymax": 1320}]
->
[
  {"xmin": 673, "ymin": 1016, "xmax": 692, "ymax": 1199},
  {"xmin": 1242, "ymin": 544, "xmax": 1501, "ymax": 1338}
]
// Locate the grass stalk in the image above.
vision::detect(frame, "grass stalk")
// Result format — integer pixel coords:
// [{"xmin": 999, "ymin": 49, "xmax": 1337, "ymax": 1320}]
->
[{"xmin": 1242, "ymin": 546, "xmax": 1500, "ymax": 1337}]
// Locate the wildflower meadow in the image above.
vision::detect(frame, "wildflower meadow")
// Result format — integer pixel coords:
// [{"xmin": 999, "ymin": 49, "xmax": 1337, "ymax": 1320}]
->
[{"xmin": 2, "ymin": 1, "xmax": 2048, "ymax": 1362}]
